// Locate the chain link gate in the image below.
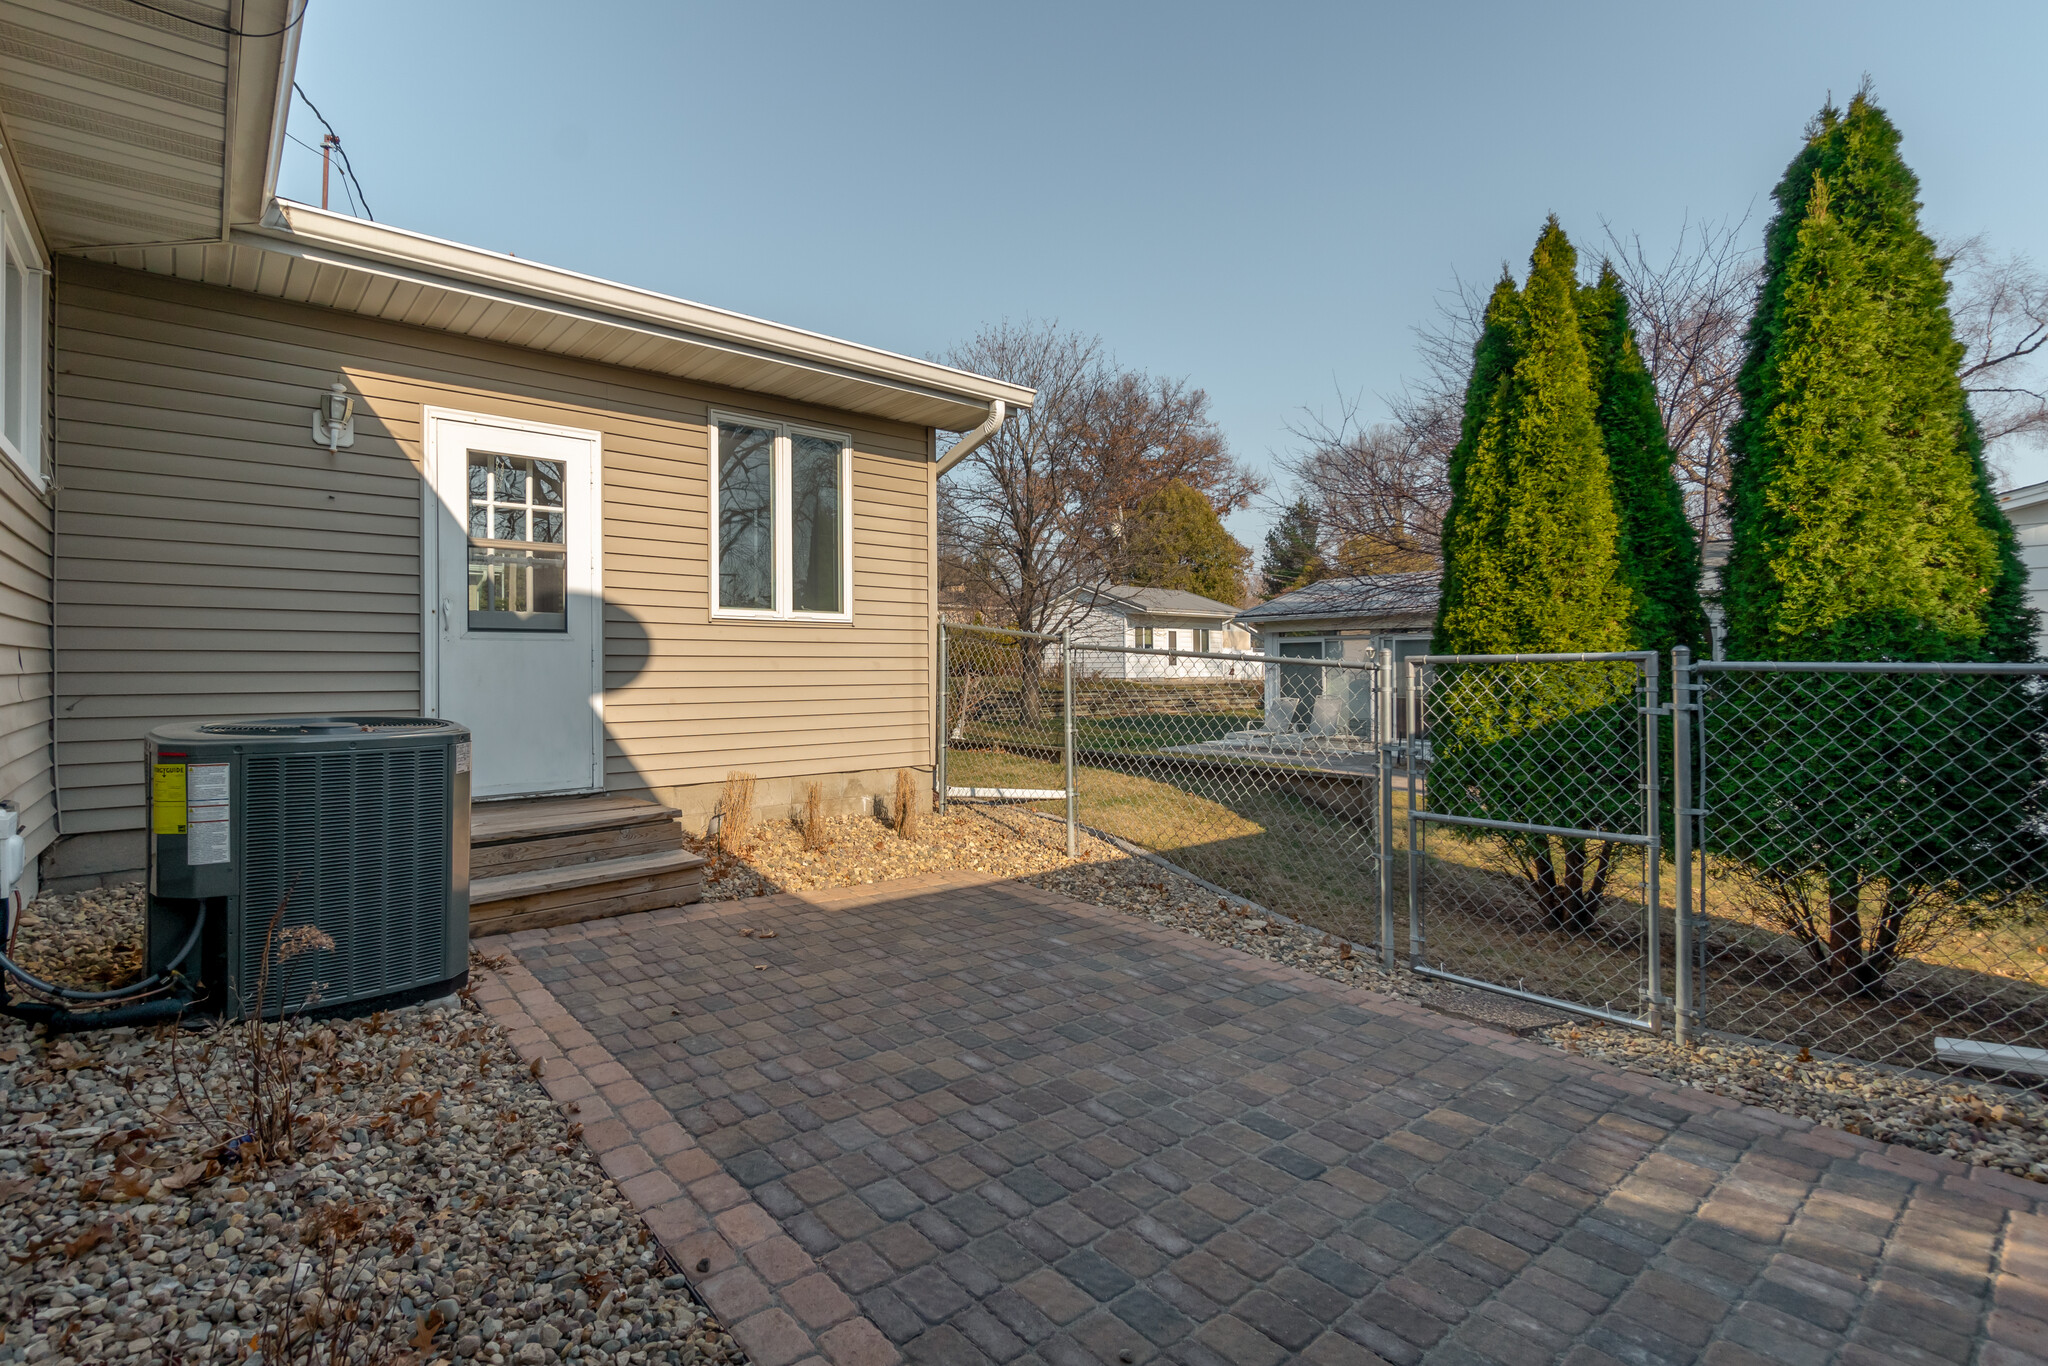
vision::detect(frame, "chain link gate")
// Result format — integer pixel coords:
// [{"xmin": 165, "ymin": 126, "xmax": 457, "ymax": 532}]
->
[
  {"xmin": 1680, "ymin": 653, "xmax": 2048, "ymax": 1085},
  {"xmin": 1405, "ymin": 652, "xmax": 1666, "ymax": 1028},
  {"xmin": 938, "ymin": 622, "xmax": 1387, "ymax": 952}
]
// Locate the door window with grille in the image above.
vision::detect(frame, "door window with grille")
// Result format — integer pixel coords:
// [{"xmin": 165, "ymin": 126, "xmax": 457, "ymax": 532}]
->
[{"xmin": 467, "ymin": 452, "xmax": 567, "ymax": 630}]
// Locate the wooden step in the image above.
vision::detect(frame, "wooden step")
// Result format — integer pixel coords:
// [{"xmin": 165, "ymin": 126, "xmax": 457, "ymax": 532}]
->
[
  {"xmin": 469, "ymin": 847, "xmax": 708, "ymax": 937},
  {"xmin": 471, "ymin": 793, "xmax": 681, "ymax": 845},
  {"xmin": 472, "ymin": 815, "xmax": 684, "ymax": 876}
]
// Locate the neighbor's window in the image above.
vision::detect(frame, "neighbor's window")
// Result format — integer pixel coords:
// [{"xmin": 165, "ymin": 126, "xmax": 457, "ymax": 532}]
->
[
  {"xmin": 1135, "ymin": 626, "xmax": 1155, "ymax": 649},
  {"xmin": 1196, "ymin": 629, "xmax": 1212, "ymax": 652},
  {"xmin": 0, "ymin": 184, "xmax": 45, "ymax": 481},
  {"xmin": 712, "ymin": 415, "xmax": 851, "ymax": 619},
  {"xmin": 467, "ymin": 452, "xmax": 567, "ymax": 630}
]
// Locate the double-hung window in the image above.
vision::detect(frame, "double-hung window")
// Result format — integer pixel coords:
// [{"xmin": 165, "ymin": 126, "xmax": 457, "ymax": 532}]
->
[
  {"xmin": 0, "ymin": 163, "xmax": 45, "ymax": 483},
  {"xmin": 711, "ymin": 413, "xmax": 852, "ymax": 620}
]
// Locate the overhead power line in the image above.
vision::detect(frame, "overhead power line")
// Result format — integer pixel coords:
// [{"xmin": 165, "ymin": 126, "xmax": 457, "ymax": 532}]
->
[
  {"xmin": 292, "ymin": 82, "xmax": 375, "ymax": 221},
  {"xmin": 121, "ymin": 0, "xmax": 307, "ymax": 39}
]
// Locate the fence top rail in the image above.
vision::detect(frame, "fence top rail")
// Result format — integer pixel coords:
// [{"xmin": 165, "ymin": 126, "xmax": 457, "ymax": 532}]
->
[
  {"xmin": 1408, "ymin": 808, "xmax": 1652, "ymax": 846},
  {"xmin": 1411, "ymin": 651, "xmax": 1656, "ymax": 666},
  {"xmin": 1075, "ymin": 642, "xmax": 1372, "ymax": 669},
  {"xmin": 942, "ymin": 622, "xmax": 1060, "ymax": 642},
  {"xmin": 1696, "ymin": 658, "xmax": 2048, "ymax": 676}
]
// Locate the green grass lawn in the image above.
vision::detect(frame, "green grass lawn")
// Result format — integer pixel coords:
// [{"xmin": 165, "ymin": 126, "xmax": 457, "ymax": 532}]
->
[{"xmin": 947, "ymin": 746, "xmax": 1387, "ymax": 946}]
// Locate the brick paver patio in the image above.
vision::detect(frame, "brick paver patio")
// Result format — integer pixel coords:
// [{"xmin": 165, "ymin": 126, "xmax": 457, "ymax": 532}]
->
[{"xmin": 472, "ymin": 871, "xmax": 2047, "ymax": 1366}]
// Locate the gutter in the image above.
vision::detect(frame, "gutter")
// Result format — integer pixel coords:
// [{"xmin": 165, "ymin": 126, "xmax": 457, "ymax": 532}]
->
[
  {"xmin": 248, "ymin": 202, "xmax": 1035, "ymax": 418},
  {"xmin": 933, "ymin": 401, "xmax": 1006, "ymax": 476}
]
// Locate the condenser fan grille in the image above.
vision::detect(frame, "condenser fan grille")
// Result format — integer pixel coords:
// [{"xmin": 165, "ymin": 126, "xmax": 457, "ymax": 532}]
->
[{"xmin": 241, "ymin": 747, "xmax": 451, "ymax": 1014}]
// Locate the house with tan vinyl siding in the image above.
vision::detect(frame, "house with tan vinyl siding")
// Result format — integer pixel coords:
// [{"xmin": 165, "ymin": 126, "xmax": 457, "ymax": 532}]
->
[{"xmin": 0, "ymin": 1, "xmax": 1031, "ymax": 900}]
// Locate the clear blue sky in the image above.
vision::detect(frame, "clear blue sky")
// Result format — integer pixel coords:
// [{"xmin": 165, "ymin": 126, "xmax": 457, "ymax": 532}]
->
[{"xmin": 278, "ymin": 0, "xmax": 2048, "ymax": 549}]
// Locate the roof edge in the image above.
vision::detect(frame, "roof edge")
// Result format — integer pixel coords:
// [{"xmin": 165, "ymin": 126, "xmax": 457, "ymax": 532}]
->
[{"xmin": 247, "ymin": 202, "xmax": 1036, "ymax": 423}]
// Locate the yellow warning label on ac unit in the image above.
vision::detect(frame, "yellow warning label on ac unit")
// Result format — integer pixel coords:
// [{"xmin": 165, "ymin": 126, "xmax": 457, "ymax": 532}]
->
[{"xmin": 150, "ymin": 763, "xmax": 187, "ymax": 835}]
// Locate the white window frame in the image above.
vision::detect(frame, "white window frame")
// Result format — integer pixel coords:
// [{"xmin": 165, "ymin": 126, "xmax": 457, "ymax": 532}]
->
[
  {"xmin": 0, "ymin": 153, "xmax": 46, "ymax": 485},
  {"xmin": 708, "ymin": 410, "xmax": 855, "ymax": 623}
]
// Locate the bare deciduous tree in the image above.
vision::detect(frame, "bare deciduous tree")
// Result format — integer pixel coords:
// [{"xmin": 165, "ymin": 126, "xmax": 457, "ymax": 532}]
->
[
  {"xmin": 939, "ymin": 318, "xmax": 1261, "ymax": 634},
  {"xmin": 1277, "ymin": 387, "xmax": 1449, "ymax": 567},
  {"xmin": 1947, "ymin": 236, "xmax": 2048, "ymax": 470},
  {"xmin": 938, "ymin": 322, "xmax": 1106, "ymax": 646},
  {"xmin": 1601, "ymin": 215, "xmax": 1759, "ymax": 546}
]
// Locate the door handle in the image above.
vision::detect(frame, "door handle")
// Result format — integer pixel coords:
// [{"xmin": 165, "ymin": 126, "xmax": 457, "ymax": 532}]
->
[{"xmin": 442, "ymin": 598, "xmax": 453, "ymax": 635}]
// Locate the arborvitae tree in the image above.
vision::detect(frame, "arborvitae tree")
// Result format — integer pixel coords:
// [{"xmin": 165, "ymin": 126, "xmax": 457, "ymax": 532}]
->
[
  {"xmin": 1123, "ymin": 480, "xmax": 1251, "ymax": 603},
  {"xmin": 1434, "ymin": 219, "xmax": 1631, "ymax": 654},
  {"xmin": 1723, "ymin": 92, "xmax": 2033, "ymax": 661},
  {"xmin": 1430, "ymin": 221, "xmax": 1637, "ymax": 936},
  {"xmin": 1259, "ymin": 499, "xmax": 1322, "ymax": 598},
  {"xmin": 1578, "ymin": 267, "xmax": 1708, "ymax": 656},
  {"xmin": 1712, "ymin": 91, "xmax": 2044, "ymax": 1000}
]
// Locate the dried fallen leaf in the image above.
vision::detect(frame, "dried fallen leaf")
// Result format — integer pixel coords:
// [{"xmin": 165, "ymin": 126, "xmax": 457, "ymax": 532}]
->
[
  {"xmin": 64, "ymin": 1222, "xmax": 112, "ymax": 1259},
  {"xmin": 529, "ymin": 1057, "xmax": 544, "ymax": 1079},
  {"xmin": 755, "ymin": 929, "xmax": 778, "ymax": 940},
  {"xmin": 1338, "ymin": 943, "xmax": 1353, "ymax": 961},
  {"xmin": 753, "ymin": 963, "xmax": 769, "ymax": 971},
  {"xmin": 411, "ymin": 1308, "xmax": 445, "ymax": 1351},
  {"xmin": 740, "ymin": 928, "xmax": 756, "ymax": 938}
]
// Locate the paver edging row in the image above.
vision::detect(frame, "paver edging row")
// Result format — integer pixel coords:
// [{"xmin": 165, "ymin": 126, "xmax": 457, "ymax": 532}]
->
[{"xmin": 470, "ymin": 942, "xmax": 903, "ymax": 1366}]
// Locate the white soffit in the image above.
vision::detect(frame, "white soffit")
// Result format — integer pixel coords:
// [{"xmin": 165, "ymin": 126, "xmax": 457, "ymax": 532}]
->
[
  {"xmin": 76, "ymin": 199, "xmax": 1036, "ymax": 431},
  {"xmin": 0, "ymin": 0, "xmax": 296, "ymax": 251}
]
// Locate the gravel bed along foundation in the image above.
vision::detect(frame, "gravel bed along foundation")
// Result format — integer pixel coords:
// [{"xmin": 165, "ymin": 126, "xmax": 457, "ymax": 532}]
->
[{"xmin": 2, "ymin": 895, "xmax": 743, "ymax": 1366}]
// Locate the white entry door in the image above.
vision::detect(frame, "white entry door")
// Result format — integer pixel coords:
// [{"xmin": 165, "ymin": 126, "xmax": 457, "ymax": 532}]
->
[{"xmin": 425, "ymin": 409, "xmax": 604, "ymax": 799}]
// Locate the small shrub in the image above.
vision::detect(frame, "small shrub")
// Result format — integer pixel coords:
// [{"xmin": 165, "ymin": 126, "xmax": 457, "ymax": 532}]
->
[
  {"xmin": 717, "ymin": 771, "xmax": 755, "ymax": 854},
  {"xmin": 895, "ymin": 769, "xmax": 922, "ymax": 840},
  {"xmin": 801, "ymin": 782, "xmax": 829, "ymax": 851}
]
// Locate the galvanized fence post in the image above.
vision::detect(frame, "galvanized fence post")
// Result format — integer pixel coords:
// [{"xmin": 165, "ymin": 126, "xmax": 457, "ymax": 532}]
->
[
  {"xmin": 1643, "ymin": 652, "xmax": 1663, "ymax": 1035},
  {"xmin": 936, "ymin": 623, "xmax": 949, "ymax": 815},
  {"xmin": 1405, "ymin": 655, "xmax": 1423, "ymax": 972},
  {"xmin": 1062, "ymin": 628, "xmax": 1077, "ymax": 857},
  {"xmin": 1671, "ymin": 645, "xmax": 1694, "ymax": 1047},
  {"xmin": 1378, "ymin": 644, "xmax": 1396, "ymax": 972}
]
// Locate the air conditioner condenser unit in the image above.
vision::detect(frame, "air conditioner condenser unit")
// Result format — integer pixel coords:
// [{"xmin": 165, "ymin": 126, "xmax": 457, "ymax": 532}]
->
[{"xmin": 143, "ymin": 716, "xmax": 472, "ymax": 1020}]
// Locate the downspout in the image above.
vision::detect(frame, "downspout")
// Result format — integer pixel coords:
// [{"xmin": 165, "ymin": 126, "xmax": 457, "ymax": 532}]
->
[{"xmin": 934, "ymin": 401, "xmax": 1005, "ymax": 477}]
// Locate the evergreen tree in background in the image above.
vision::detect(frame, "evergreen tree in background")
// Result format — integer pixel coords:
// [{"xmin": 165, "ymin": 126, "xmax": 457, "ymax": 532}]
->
[
  {"xmin": 1710, "ymin": 90, "xmax": 2044, "ymax": 1000},
  {"xmin": 1578, "ymin": 267, "xmax": 1708, "ymax": 655},
  {"xmin": 1722, "ymin": 90, "xmax": 2032, "ymax": 661},
  {"xmin": 1434, "ymin": 218, "xmax": 1630, "ymax": 653},
  {"xmin": 1258, "ymin": 499, "xmax": 1323, "ymax": 598},
  {"xmin": 1123, "ymin": 480, "xmax": 1252, "ymax": 603}
]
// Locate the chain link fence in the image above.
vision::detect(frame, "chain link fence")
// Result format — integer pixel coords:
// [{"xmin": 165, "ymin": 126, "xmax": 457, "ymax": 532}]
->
[
  {"xmin": 939, "ymin": 622, "xmax": 1386, "ymax": 948},
  {"xmin": 1687, "ymin": 660, "xmax": 2048, "ymax": 1081},
  {"xmin": 1406, "ymin": 654, "xmax": 1663, "ymax": 1026},
  {"xmin": 938, "ymin": 627, "xmax": 2048, "ymax": 1090}
]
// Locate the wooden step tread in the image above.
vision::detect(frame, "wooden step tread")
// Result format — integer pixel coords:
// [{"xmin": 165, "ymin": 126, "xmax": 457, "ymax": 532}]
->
[
  {"xmin": 470, "ymin": 847, "xmax": 708, "ymax": 904},
  {"xmin": 471, "ymin": 794, "xmax": 682, "ymax": 845}
]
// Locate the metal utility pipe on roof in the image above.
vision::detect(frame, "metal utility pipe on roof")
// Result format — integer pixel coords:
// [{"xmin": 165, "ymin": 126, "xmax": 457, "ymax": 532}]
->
[{"xmin": 934, "ymin": 400, "xmax": 1005, "ymax": 475}]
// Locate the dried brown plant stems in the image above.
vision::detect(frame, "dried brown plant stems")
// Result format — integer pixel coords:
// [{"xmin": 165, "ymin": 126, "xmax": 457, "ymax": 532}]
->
[
  {"xmin": 717, "ymin": 770, "xmax": 755, "ymax": 853},
  {"xmin": 174, "ymin": 878, "xmax": 337, "ymax": 1167},
  {"xmin": 802, "ymin": 781, "xmax": 828, "ymax": 850},
  {"xmin": 896, "ymin": 768, "xmax": 922, "ymax": 840}
]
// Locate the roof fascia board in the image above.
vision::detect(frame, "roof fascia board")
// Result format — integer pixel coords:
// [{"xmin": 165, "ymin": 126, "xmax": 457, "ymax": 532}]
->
[
  {"xmin": 227, "ymin": 227, "xmax": 1004, "ymax": 427},
  {"xmin": 248, "ymin": 203, "xmax": 1036, "ymax": 420}
]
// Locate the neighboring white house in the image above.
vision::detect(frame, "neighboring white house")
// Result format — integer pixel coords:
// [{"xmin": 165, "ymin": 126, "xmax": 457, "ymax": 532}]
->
[
  {"xmin": 1062, "ymin": 585, "xmax": 1258, "ymax": 679},
  {"xmin": 1999, "ymin": 481, "xmax": 2048, "ymax": 658}
]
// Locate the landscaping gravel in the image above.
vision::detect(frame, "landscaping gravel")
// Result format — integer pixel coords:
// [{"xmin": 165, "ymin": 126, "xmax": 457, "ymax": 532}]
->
[
  {"xmin": 1544, "ymin": 1021, "xmax": 2048, "ymax": 1182},
  {"xmin": 1, "ymin": 896, "xmax": 743, "ymax": 1366}
]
